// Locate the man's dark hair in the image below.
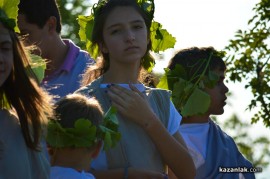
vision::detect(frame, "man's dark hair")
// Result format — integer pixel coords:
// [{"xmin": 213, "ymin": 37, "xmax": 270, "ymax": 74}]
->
[{"xmin": 18, "ymin": 0, "xmax": 62, "ymax": 33}]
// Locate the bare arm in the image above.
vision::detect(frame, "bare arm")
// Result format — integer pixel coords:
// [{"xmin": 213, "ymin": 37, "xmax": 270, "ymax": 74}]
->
[
  {"xmin": 168, "ymin": 132, "xmax": 195, "ymax": 179},
  {"xmin": 141, "ymin": 114, "xmax": 196, "ymax": 179}
]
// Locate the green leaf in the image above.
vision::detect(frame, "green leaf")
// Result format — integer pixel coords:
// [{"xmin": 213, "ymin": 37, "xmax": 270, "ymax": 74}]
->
[
  {"xmin": 78, "ymin": 15, "xmax": 93, "ymax": 41},
  {"xmin": 103, "ymin": 132, "xmax": 112, "ymax": 151},
  {"xmin": 181, "ymin": 87, "xmax": 211, "ymax": 117},
  {"xmin": 0, "ymin": 0, "xmax": 20, "ymax": 32},
  {"xmin": 142, "ymin": 55, "xmax": 155, "ymax": 72},
  {"xmin": 156, "ymin": 69, "xmax": 169, "ymax": 89},
  {"xmin": 47, "ymin": 119, "xmax": 98, "ymax": 148},
  {"xmin": 78, "ymin": 15, "xmax": 99, "ymax": 59},
  {"xmin": 150, "ymin": 21, "xmax": 176, "ymax": 52},
  {"xmin": 202, "ymin": 71, "xmax": 219, "ymax": 89},
  {"xmin": 1, "ymin": 93, "xmax": 11, "ymax": 109},
  {"xmin": 29, "ymin": 54, "xmax": 46, "ymax": 83},
  {"xmin": 158, "ymin": 62, "xmax": 213, "ymax": 117}
]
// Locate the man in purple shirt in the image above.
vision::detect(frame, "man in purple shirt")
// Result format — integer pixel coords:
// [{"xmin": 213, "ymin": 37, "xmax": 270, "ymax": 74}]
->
[{"xmin": 18, "ymin": 0, "xmax": 94, "ymax": 101}]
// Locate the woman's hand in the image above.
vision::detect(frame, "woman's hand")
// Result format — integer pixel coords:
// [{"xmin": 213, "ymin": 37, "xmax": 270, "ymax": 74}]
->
[{"xmin": 107, "ymin": 84, "xmax": 157, "ymax": 128}]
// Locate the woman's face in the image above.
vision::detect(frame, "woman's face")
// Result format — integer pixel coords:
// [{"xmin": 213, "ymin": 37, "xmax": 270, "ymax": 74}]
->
[
  {"xmin": 0, "ymin": 22, "xmax": 13, "ymax": 87},
  {"xmin": 102, "ymin": 6, "xmax": 148, "ymax": 67}
]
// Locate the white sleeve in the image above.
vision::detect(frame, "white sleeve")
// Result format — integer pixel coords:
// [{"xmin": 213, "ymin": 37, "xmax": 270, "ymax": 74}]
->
[{"xmin": 167, "ymin": 101, "xmax": 182, "ymax": 135}]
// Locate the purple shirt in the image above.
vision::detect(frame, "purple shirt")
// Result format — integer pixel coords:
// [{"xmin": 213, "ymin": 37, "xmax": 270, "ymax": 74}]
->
[{"xmin": 42, "ymin": 39, "xmax": 94, "ymax": 101}]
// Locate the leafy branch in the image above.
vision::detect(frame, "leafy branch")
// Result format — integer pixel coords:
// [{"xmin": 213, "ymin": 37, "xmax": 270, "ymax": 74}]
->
[{"xmin": 224, "ymin": 0, "xmax": 270, "ymax": 127}]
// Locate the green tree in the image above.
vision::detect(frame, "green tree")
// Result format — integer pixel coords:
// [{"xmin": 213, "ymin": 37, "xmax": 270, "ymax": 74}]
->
[
  {"xmin": 57, "ymin": 0, "xmax": 92, "ymax": 47},
  {"xmin": 224, "ymin": 0, "xmax": 270, "ymax": 127}
]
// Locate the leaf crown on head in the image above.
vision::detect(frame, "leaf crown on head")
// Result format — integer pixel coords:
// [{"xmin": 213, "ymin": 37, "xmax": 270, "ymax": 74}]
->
[
  {"xmin": 0, "ymin": 0, "xmax": 20, "ymax": 32},
  {"xmin": 78, "ymin": 0, "xmax": 176, "ymax": 72},
  {"xmin": 46, "ymin": 107, "xmax": 121, "ymax": 151},
  {"xmin": 157, "ymin": 51, "xmax": 226, "ymax": 117}
]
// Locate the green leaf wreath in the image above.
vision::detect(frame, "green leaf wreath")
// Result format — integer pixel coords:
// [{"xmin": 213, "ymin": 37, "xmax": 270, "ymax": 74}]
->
[
  {"xmin": 157, "ymin": 53, "xmax": 220, "ymax": 117},
  {"xmin": 0, "ymin": 0, "xmax": 20, "ymax": 32},
  {"xmin": 77, "ymin": 0, "xmax": 176, "ymax": 72},
  {"xmin": 46, "ymin": 106, "xmax": 121, "ymax": 151}
]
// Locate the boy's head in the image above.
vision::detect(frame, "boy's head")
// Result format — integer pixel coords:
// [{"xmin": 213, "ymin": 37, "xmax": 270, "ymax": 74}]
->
[
  {"xmin": 47, "ymin": 94, "xmax": 104, "ymax": 166},
  {"xmin": 47, "ymin": 93, "xmax": 120, "ymax": 151},
  {"xmin": 168, "ymin": 47, "xmax": 226, "ymax": 80},
  {"xmin": 18, "ymin": 0, "xmax": 61, "ymax": 33},
  {"xmin": 17, "ymin": 0, "xmax": 62, "ymax": 57},
  {"xmin": 167, "ymin": 46, "xmax": 229, "ymax": 116},
  {"xmin": 54, "ymin": 93, "xmax": 104, "ymax": 128}
]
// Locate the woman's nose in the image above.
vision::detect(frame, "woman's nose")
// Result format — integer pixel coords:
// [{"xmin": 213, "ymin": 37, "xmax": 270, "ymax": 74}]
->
[{"xmin": 125, "ymin": 30, "xmax": 135, "ymax": 42}]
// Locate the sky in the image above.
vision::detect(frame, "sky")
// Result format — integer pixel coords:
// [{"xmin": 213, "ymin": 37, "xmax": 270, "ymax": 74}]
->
[{"xmin": 89, "ymin": 0, "xmax": 269, "ymax": 176}]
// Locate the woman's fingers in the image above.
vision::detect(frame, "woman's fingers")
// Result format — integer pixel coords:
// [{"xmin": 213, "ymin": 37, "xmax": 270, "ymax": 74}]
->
[
  {"xmin": 129, "ymin": 83, "xmax": 145, "ymax": 99},
  {"xmin": 108, "ymin": 85, "xmax": 132, "ymax": 99},
  {"xmin": 107, "ymin": 85, "xmax": 137, "ymax": 110},
  {"xmin": 107, "ymin": 89, "xmax": 126, "ymax": 109},
  {"xmin": 106, "ymin": 84, "xmax": 153, "ymax": 125}
]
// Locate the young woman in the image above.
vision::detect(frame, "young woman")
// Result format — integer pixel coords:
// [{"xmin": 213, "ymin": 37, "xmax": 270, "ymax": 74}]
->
[
  {"xmin": 0, "ymin": 3, "xmax": 53, "ymax": 178},
  {"xmin": 76, "ymin": 0, "xmax": 195, "ymax": 178}
]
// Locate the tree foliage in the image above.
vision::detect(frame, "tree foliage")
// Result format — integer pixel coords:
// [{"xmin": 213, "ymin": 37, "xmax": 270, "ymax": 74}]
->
[
  {"xmin": 224, "ymin": 0, "xmax": 270, "ymax": 127},
  {"xmin": 57, "ymin": 0, "xmax": 92, "ymax": 47}
]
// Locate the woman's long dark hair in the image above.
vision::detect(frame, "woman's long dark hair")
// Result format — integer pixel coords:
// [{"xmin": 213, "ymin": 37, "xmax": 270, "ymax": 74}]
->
[{"xmin": 0, "ymin": 23, "xmax": 53, "ymax": 150}]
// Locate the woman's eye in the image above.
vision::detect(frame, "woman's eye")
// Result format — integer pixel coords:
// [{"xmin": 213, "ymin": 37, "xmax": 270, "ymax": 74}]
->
[
  {"xmin": 111, "ymin": 29, "xmax": 120, "ymax": 35},
  {"xmin": 133, "ymin": 25, "xmax": 142, "ymax": 29}
]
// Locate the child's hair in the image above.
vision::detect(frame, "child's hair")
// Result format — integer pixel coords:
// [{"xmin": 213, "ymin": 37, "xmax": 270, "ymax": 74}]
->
[
  {"xmin": 168, "ymin": 46, "xmax": 226, "ymax": 83},
  {"xmin": 18, "ymin": 0, "xmax": 62, "ymax": 33},
  {"xmin": 54, "ymin": 94, "xmax": 104, "ymax": 128},
  {"xmin": 0, "ymin": 22, "xmax": 53, "ymax": 150},
  {"xmin": 81, "ymin": 0, "xmax": 154, "ymax": 84}
]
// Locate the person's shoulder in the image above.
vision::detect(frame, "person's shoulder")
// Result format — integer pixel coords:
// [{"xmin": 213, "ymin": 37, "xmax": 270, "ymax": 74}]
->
[
  {"xmin": 147, "ymin": 86, "xmax": 171, "ymax": 93},
  {"xmin": 64, "ymin": 39, "xmax": 94, "ymax": 64},
  {"xmin": 0, "ymin": 109, "xmax": 18, "ymax": 124},
  {"xmin": 210, "ymin": 119, "xmax": 236, "ymax": 143},
  {"xmin": 77, "ymin": 50, "xmax": 95, "ymax": 63},
  {"xmin": 147, "ymin": 87, "xmax": 172, "ymax": 97},
  {"xmin": 75, "ymin": 78, "xmax": 101, "ymax": 96}
]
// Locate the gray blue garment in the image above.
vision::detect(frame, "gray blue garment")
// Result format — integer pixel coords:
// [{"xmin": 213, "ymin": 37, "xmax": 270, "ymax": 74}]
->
[
  {"xmin": 0, "ymin": 109, "xmax": 49, "ymax": 179},
  {"xmin": 76, "ymin": 76, "xmax": 171, "ymax": 172},
  {"xmin": 41, "ymin": 39, "xmax": 94, "ymax": 101},
  {"xmin": 196, "ymin": 120, "xmax": 255, "ymax": 179}
]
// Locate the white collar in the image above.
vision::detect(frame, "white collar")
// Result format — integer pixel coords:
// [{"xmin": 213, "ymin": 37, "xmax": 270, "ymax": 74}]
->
[{"xmin": 100, "ymin": 83, "xmax": 145, "ymax": 92}]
